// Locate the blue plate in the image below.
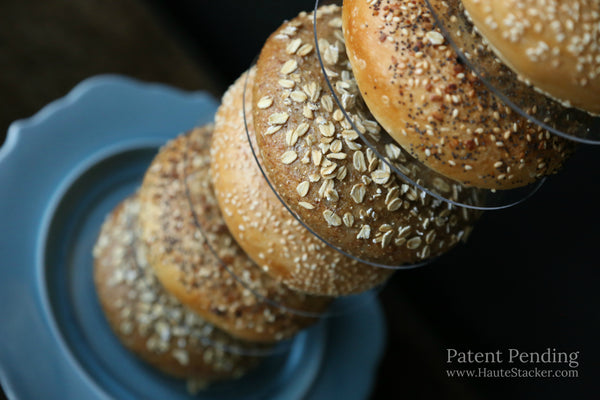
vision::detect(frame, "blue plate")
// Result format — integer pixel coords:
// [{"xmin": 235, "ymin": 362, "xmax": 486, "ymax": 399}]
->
[{"xmin": 0, "ymin": 76, "xmax": 385, "ymax": 400}]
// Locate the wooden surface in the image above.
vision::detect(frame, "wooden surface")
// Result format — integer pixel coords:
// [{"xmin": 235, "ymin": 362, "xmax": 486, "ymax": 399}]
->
[{"xmin": 0, "ymin": 0, "xmax": 225, "ymax": 145}]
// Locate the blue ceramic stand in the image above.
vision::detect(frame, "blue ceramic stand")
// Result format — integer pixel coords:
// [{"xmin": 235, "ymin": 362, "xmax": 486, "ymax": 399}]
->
[{"xmin": 0, "ymin": 75, "xmax": 385, "ymax": 400}]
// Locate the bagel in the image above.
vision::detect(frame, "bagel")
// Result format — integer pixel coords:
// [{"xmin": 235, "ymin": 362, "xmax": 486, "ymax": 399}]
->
[
  {"xmin": 252, "ymin": 5, "xmax": 480, "ymax": 266},
  {"xmin": 93, "ymin": 195, "xmax": 264, "ymax": 385},
  {"xmin": 138, "ymin": 125, "xmax": 330, "ymax": 342},
  {"xmin": 211, "ymin": 68, "xmax": 394, "ymax": 296},
  {"xmin": 342, "ymin": 0, "xmax": 574, "ymax": 189},
  {"xmin": 462, "ymin": 0, "xmax": 600, "ymax": 115}
]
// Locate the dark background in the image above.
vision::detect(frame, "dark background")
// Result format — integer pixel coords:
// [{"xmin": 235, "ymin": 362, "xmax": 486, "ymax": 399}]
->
[{"xmin": 1, "ymin": 0, "xmax": 598, "ymax": 399}]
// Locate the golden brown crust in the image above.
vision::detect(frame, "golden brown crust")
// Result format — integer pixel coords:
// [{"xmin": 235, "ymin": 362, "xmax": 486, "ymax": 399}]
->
[
  {"xmin": 138, "ymin": 125, "xmax": 330, "ymax": 343},
  {"xmin": 252, "ymin": 6, "xmax": 480, "ymax": 266},
  {"xmin": 93, "ymin": 195, "xmax": 264, "ymax": 383},
  {"xmin": 462, "ymin": 0, "xmax": 600, "ymax": 115},
  {"xmin": 342, "ymin": 0, "xmax": 574, "ymax": 189},
  {"xmin": 211, "ymin": 68, "xmax": 394, "ymax": 296}
]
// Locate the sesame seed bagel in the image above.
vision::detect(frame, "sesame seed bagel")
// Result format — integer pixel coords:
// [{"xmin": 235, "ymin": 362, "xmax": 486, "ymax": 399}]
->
[
  {"xmin": 462, "ymin": 0, "xmax": 600, "ymax": 115},
  {"xmin": 342, "ymin": 0, "xmax": 574, "ymax": 189},
  {"xmin": 252, "ymin": 5, "xmax": 480, "ymax": 266},
  {"xmin": 138, "ymin": 125, "xmax": 330, "ymax": 343},
  {"xmin": 93, "ymin": 195, "xmax": 264, "ymax": 384},
  {"xmin": 211, "ymin": 68, "xmax": 394, "ymax": 296}
]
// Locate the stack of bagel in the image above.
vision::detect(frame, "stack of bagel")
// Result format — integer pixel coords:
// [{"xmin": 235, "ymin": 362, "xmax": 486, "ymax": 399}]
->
[{"xmin": 93, "ymin": 0, "xmax": 586, "ymax": 389}]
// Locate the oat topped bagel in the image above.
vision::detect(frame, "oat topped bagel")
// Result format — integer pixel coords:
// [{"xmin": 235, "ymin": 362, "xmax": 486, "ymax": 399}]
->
[
  {"xmin": 93, "ymin": 195, "xmax": 264, "ymax": 386},
  {"xmin": 138, "ymin": 125, "xmax": 330, "ymax": 343},
  {"xmin": 252, "ymin": 5, "xmax": 480, "ymax": 267},
  {"xmin": 342, "ymin": 0, "xmax": 574, "ymax": 189},
  {"xmin": 211, "ymin": 67, "xmax": 394, "ymax": 296}
]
